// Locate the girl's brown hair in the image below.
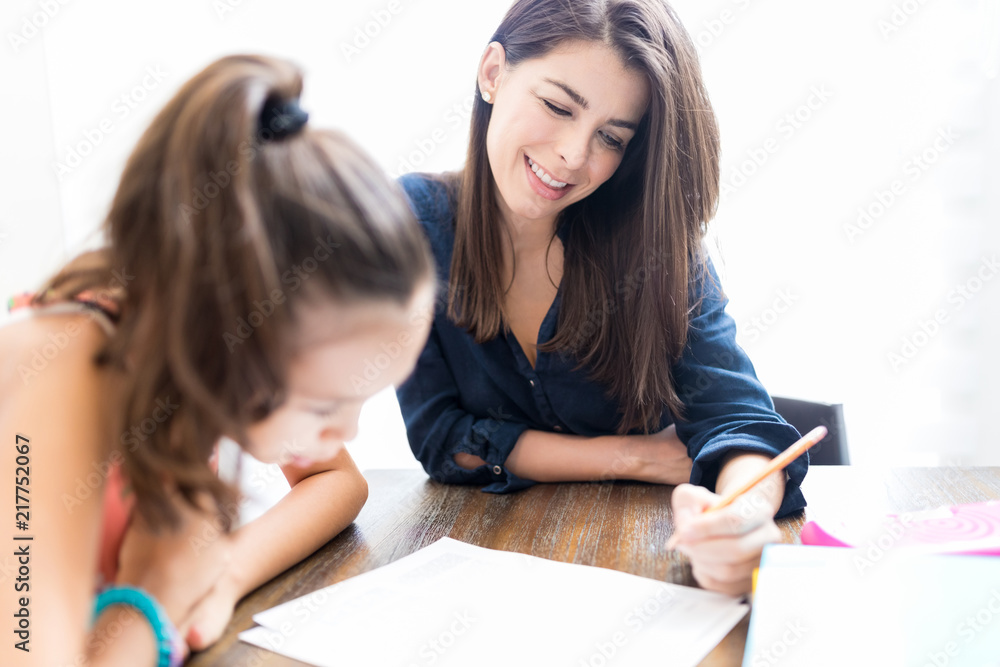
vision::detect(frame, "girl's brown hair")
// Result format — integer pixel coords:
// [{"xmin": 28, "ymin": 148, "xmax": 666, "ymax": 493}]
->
[
  {"xmin": 447, "ymin": 0, "xmax": 720, "ymax": 434},
  {"xmin": 34, "ymin": 54, "xmax": 433, "ymax": 530}
]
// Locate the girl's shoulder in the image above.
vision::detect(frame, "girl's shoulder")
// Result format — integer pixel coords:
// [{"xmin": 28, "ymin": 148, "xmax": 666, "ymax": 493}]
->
[
  {"xmin": 0, "ymin": 305, "xmax": 123, "ymax": 625},
  {"xmin": 0, "ymin": 305, "xmax": 115, "ymax": 412}
]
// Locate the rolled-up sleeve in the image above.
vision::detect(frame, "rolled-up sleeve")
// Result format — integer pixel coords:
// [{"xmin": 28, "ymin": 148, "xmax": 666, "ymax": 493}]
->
[
  {"xmin": 671, "ymin": 259, "xmax": 807, "ymax": 518},
  {"xmin": 396, "ymin": 324, "xmax": 534, "ymax": 493}
]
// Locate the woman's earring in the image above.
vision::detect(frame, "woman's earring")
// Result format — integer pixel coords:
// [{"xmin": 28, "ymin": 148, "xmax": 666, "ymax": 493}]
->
[{"xmin": 482, "ymin": 90, "xmax": 492, "ymax": 103}]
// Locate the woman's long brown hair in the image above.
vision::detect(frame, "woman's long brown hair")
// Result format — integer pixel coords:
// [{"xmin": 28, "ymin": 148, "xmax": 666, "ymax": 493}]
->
[
  {"xmin": 446, "ymin": 0, "xmax": 721, "ymax": 434},
  {"xmin": 33, "ymin": 55, "xmax": 433, "ymax": 530}
]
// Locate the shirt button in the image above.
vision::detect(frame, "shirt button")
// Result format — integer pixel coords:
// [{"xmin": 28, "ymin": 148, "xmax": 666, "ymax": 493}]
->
[
  {"xmin": 492, "ymin": 465, "xmax": 503, "ymax": 475},
  {"xmin": 529, "ymin": 379, "xmax": 535, "ymax": 387},
  {"xmin": 553, "ymin": 425, "xmax": 563, "ymax": 432}
]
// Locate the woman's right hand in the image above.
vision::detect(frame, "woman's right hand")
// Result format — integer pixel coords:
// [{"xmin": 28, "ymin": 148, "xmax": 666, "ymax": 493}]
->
[
  {"xmin": 114, "ymin": 488, "xmax": 233, "ymax": 632},
  {"xmin": 622, "ymin": 424, "xmax": 693, "ymax": 485}
]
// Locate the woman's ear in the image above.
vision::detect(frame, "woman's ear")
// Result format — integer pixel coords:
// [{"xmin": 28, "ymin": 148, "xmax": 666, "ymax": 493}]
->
[{"xmin": 477, "ymin": 41, "xmax": 506, "ymax": 102}]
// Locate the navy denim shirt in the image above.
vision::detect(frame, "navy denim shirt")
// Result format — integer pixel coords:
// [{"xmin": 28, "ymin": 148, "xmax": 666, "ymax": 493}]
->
[{"xmin": 396, "ymin": 173, "xmax": 807, "ymax": 518}]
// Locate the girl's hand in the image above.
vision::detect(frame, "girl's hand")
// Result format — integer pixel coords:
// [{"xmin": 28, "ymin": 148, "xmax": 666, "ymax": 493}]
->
[
  {"xmin": 668, "ymin": 482, "xmax": 781, "ymax": 595},
  {"xmin": 115, "ymin": 489, "xmax": 233, "ymax": 628},
  {"xmin": 623, "ymin": 424, "xmax": 693, "ymax": 485},
  {"xmin": 183, "ymin": 575, "xmax": 242, "ymax": 652}
]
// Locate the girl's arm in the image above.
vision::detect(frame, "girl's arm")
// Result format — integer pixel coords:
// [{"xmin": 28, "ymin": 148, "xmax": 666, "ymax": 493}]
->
[
  {"xmin": 184, "ymin": 446, "xmax": 367, "ymax": 649},
  {"xmin": 0, "ymin": 316, "xmax": 218, "ymax": 666},
  {"xmin": 0, "ymin": 318, "xmax": 139, "ymax": 667},
  {"xmin": 231, "ymin": 447, "xmax": 368, "ymax": 595}
]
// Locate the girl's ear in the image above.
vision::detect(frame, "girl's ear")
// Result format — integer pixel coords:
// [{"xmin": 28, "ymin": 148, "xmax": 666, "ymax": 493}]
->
[{"xmin": 477, "ymin": 41, "xmax": 507, "ymax": 102}]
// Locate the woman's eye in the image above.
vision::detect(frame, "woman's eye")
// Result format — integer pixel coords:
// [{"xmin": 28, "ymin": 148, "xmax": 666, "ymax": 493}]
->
[
  {"xmin": 543, "ymin": 100, "xmax": 571, "ymax": 116},
  {"xmin": 600, "ymin": 131, "xmax": 625, "ymax": 151},
  {"xmin": 313, "ymin": 405, "xmax": 340, "ymax": 418}
]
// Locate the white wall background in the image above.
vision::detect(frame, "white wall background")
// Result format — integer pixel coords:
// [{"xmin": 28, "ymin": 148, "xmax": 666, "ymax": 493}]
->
[{"xmin": 2, "ymin": 0, "xmax": 998, "ymax": 500}]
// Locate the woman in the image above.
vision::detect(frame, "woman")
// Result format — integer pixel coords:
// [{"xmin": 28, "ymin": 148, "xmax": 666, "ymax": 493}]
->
[
  {"xmin": 0, "ymin": 54, "xmax": 434, "ymax": 665},
  {"xmin": 396, "ymin": 0, "xmax": 805, "ymax": 595}
]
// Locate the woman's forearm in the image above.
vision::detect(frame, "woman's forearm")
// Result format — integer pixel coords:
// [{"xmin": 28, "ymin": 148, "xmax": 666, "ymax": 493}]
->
[
  {"xmin": 504, "ymin": 430, "xmax": 632, "ymax": 482},
  {"xmin": 506, "ymin": 426, "xmax": 692, "ymax": 485},
  {"xmin": 715, "ymin": 451, "xmax": 785, "ymax": 516},
  {"xmin": 224, "ymin": 450, "xmax": 369, "ymax": 599},
  {"xmin": 456, "ymin": 426, "xmax": 691, "ymax": 485}
]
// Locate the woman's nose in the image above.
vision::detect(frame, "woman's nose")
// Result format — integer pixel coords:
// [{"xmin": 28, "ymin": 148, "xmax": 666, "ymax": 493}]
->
[{"xmin": 557, "ymin": 125, "xmax": 591, "ymax": 171}]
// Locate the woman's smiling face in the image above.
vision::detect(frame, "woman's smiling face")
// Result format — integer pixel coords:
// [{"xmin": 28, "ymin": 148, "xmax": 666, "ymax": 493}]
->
[{"xmin": 479, "ymin": 39, "xmax": 650, "ymax": 228}]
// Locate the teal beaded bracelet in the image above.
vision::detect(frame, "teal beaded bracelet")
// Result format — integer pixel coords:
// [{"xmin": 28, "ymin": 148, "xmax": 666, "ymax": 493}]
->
[{"xmin": 93, "ymin": 585, "xmax": 183, "ymax": 667}]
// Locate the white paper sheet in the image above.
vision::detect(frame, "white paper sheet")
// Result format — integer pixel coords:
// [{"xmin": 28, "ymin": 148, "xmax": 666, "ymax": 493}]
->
[
  {"xmin": 743, "ymin": 544, "xmax": 1000, "ymax": 667},
  {"xmin": 238, "ymin": 537, "xmax": 747, "ymax": 667}
]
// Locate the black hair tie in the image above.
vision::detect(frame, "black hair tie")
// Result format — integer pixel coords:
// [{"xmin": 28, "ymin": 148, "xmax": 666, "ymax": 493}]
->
[{"xmin": 259, "ymin": 96, "xmax": 309, "ymax": 142}]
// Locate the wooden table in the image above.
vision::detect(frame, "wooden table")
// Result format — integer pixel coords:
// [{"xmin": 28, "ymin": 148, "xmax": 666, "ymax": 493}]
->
[{"xmin": 188, "ymin": 467, "xmax": 1000, "ymax": 666}]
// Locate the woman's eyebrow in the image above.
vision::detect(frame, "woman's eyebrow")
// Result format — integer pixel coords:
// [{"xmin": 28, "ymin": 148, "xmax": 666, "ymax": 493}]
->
[
  {"xmin": 606, "ymin": 118, "xmax": 638, "ymax": 131},
  {"xmin": 544, "ymin": 77, "xmax": 589, "ymax": 108},
  {"xmin": 543, "ymin": 77, "xmax": 639, "ymax": 131}
]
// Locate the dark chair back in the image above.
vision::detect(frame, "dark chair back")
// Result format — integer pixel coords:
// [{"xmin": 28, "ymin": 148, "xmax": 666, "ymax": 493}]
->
[{"xmin": 771, "ymin": 396, "xmax": 849, "ymax": 465}]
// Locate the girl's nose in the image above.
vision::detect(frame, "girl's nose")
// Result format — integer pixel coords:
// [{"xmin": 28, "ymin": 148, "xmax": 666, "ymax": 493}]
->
[{"xmin": 321, "ymin": 408, "xmax": 361, "ymax": 444}]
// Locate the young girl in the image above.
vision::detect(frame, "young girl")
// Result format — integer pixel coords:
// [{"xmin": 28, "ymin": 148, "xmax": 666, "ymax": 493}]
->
[
  {"xmin": 0, "ymin": 54, "xmax": 434, "ymax": 666},
  {"xmin": 396, "ymin": 0, "xmax": 806, "ymax": 595}
]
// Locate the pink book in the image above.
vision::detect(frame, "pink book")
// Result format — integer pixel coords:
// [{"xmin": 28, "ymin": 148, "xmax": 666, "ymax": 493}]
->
[{"xmin": 801, "ymin": 500, "xmax": 1000, "ymax": 555}]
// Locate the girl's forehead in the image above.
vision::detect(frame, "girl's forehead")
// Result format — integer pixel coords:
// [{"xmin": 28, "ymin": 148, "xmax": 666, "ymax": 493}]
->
[{"xmin": 286, "ymin": 283, "xmax": 435, "ymax": 398}]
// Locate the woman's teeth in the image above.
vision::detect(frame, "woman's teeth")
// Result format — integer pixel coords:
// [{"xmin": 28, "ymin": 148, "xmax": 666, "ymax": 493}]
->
[{"xmin": 528, "ymin": 158, "xmax": 568, "ymax": 189}]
